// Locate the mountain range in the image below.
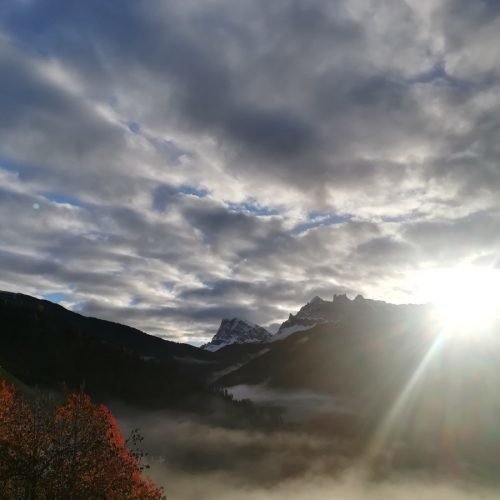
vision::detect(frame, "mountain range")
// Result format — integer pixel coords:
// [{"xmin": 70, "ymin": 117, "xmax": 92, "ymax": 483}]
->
[
  {"xmin": 202, "ymin": 293, "xmax": 422, "ymax": 349},
  {"xmin": 3, "ymin": 290, "xmax": 420, "ymax": 404},
  {"xmin": 201, "ymin": 293, "xmax": 385, "ymax": 351},
  {"xmin": 3, "ymin": 289, "xmax": 500, "ymax": 438},
  {"xmin": 4, "ymin": 288, "xmax": 500, "ymax": 476},
  {"xmin": 0, "ymin": 290, "xmax": 432, "ymax": 410}
]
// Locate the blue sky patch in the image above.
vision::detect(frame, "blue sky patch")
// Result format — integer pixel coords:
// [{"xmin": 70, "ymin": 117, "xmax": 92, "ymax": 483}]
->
[
  {"xmin": 292, "ymin": 212, "xmax": 351, "ymax": 234},
  {"xmin": 127, "ymin": 121, "xmax": 141, "ymax": 134},
  {"xmin": 129, "ymin": 296, "xmax": 142, "ymax": 306},
  {"xmin": 163, "ymin": 282, "xmax": 176, "ymax": 292},
  {"xmin": 179, "ymin": 185, "xmax": 209, "ymax": 198},
  {"xmin": 45, "ymin": 192, "xmax": 85, "ymax": 208},
  {"xmin": 409, "ymin": 62, "xmax": 449, "ymax": 84},
  {"xmin": 227, "ymin": 200, "xmax": 279, "ymax": 217},
  {"xmin": 42, "ymin": 292, "xmax": 67, "ymax": 304},
  {"xmin": 0, "ymin": 156, "xmax": 41, "ymax": 181}
]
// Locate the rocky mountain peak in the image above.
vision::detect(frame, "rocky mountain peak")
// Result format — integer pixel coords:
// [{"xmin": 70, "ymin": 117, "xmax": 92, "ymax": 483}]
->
[
  {"xmin": 310, "ymin": 296, "xmax": 324, "ymax": 305},
  {"xmin": 201, "ymin": 318, "xmax": 271, "ymax": 352},
  {"xmin": 333, "ymin": 293, "xmax": 350, "ymax": 304},
  {"xmin": 271, "ymin": 295, "xmax": 332, "ymax": 341}
]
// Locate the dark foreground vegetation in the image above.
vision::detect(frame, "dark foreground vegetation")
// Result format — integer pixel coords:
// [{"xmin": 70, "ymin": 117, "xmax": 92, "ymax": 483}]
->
[{"xmin": 0, "ymin": 378, "xmax": 164, "ymax": 499}]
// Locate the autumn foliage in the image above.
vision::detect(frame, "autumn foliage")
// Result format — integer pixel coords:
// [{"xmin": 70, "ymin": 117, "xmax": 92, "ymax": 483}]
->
[{"xmin": 0, "ymin": 379, "xmax": 164, "ymax": 499}]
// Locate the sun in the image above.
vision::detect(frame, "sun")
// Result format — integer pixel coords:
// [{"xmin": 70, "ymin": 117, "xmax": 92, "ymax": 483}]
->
[{"xmin": 421, "ymin": 267, "xmax": 500, "ymax": 337}]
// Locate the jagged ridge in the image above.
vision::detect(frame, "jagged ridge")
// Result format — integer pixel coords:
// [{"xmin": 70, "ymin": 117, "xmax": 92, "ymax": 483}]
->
[
  {"xmin": 271, "ymin": 294, "xmax": 389, "ymax": 341},
  {"xmin": 202, "ymin": 318, "xmax": 271, "ymax": 352}
]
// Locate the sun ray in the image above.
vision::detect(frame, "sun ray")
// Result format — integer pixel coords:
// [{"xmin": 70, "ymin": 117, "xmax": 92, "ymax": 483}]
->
[{"xmin": 358, "ymin": 333, "xmax": 446, "ymax": 474}]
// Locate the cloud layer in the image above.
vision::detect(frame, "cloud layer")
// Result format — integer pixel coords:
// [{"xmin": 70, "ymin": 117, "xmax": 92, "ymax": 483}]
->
[{"xmin": 1, "ymin": 0, "xmax": 500, "ymax": 343}]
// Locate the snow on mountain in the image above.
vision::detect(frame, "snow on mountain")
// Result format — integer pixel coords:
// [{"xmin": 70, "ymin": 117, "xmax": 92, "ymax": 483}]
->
[
  {"xmin": 271, "ymin": 294, "xmax": 376, "ymax": 341},
  {"xmin": 270, "ymin": 323, "xmax": 314, "ymax": 342},
  {"xmin": 271, "ymin": 295, "xmax": 333, "ymax": 341},
  {"xmin": 204, "ymin": 295, "xmax": 389, "ymax": 350},
  {"xmin": 202, "ymin": 318, "xmax": 272, "ymax": 352}
]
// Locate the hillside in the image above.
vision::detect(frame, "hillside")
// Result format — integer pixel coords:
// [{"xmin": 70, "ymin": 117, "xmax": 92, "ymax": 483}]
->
[{"xmin": 0, "ymin": 291, "xmax": 216, "ymax": 407}]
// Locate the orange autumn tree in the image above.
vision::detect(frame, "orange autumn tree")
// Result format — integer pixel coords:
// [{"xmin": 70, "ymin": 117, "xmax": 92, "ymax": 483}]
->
[
  {"xmin": 0, "ymin": 379, "xmax": 164, "ymax": 499},
  {"xmin": 0, "ymin": 378, "xmax": 52, "ymax": 498}
]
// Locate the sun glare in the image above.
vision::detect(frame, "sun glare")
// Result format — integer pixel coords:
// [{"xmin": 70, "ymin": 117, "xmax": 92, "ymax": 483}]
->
[{"xmin": 421, "ymin": 267, "xmax": 500, "ymax": 337}]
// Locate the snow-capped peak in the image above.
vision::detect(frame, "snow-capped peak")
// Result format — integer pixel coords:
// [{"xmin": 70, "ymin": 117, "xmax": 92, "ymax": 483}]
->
[
  {"xmin": 201, "ymin": 318, "xmax": 271, "ymax": 352},
  {"xmin": 270, "ymin": 295, "xmax": 332, "ymax": 341}
]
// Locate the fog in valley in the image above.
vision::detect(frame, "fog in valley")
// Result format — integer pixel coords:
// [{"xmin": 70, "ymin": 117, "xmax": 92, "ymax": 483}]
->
[
  {"xmin": 226, "ymin": 384, "xmax": 355, "ymax": 421},
  {"xmin": 116, "ymin": 401, "xmax": 500, "ymax": 500}
]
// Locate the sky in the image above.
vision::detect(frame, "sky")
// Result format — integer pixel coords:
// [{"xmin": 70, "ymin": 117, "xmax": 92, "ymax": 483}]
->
[{"xmin": 1, "ymin": 0, "xmax": 500, "ymax": 345}]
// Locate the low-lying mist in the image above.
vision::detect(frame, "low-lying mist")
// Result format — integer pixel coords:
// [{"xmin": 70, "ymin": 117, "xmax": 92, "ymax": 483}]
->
[
  {"xmin": 115, "ymin": 405, "xmax": 500, "ymax": 500},
  {"xmin": 150, "ymin": 472, "xmax": 498, "ymax": 500},
  {"xmin": 227, "ymin": 384, "xmax": 354, "ymax": 421}
]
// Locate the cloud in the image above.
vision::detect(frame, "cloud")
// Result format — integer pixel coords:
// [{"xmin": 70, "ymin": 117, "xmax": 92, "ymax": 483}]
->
[{"xmin": 1, "ymin": 0, "xmax": 500, "ymax": 343}]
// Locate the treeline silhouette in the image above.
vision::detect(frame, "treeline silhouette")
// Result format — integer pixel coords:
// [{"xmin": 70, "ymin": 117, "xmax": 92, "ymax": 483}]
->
[{"xmin": 0, "ymin": 295, "xmax": 210, "ymax": 408}]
